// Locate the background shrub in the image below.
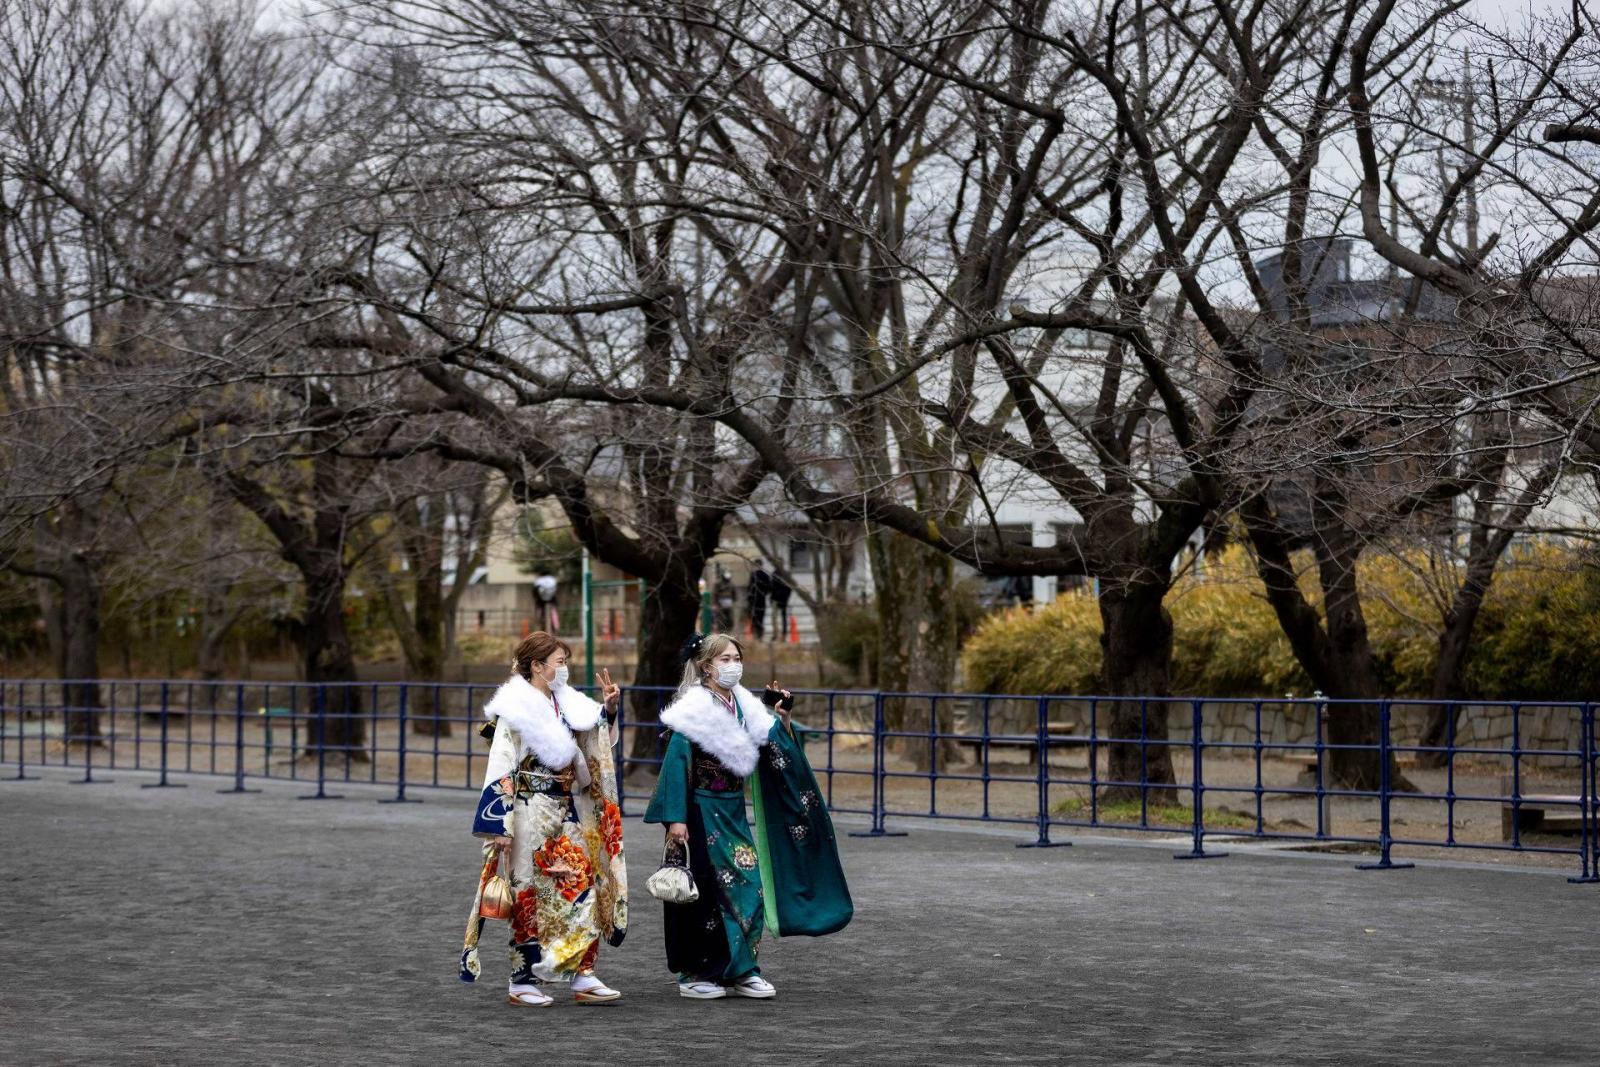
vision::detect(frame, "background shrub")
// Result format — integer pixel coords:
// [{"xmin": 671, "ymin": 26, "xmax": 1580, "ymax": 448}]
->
[{"xmin": 960, "ymin": 545, "xmax": 1598, "ymax": 700}]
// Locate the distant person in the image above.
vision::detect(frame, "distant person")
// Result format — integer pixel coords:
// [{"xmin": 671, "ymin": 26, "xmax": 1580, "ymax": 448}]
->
[
  {"xmin": 1005, "ymin": 574, "xmax": 1032, "ymax": 608},
  {"xmin": 745, "ymin": 559, "xmax": 771, "ymax": 640},
  {"xmin": 533, "ymin": 571, "xmax": 559, "ymax": 631},
  {"xmin": 769, "ymin": 570, "xmax": 792, "ymax": 639},
  {"xmin": 712, "ymin": 567, "xmax": 736, "ymax": 632}
]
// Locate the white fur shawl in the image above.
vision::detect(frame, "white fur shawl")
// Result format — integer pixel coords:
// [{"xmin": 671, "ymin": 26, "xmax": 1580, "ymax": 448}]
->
[
  {"xmin": 659, "ymin": 684, "xmax": 775, "ymax": 777},
  {"xmin": 482, "ymin": 674, "xmax": 605, "ymax": 769}
]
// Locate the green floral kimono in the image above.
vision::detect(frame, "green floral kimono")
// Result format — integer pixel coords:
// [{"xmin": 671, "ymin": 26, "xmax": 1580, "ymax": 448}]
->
[{"xmin": 644, "ymin": 684, "xmax": 851, "ymax": 984}]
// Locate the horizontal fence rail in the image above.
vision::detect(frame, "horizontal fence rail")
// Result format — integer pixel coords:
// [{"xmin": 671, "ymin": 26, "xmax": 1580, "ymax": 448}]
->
[{"xmin": 2, "ymin": 679, "xmax": 1595, "ymax": 882}]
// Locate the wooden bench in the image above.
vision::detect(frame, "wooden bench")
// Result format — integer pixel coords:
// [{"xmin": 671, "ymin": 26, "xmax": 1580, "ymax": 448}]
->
[
  {"xmin": 951, "ymin": 723, "xmax": 1078, "ymax": 767},
  {"xmin": 1500, "ymin": 775, "xmax": 1586, "ymax": 838}
]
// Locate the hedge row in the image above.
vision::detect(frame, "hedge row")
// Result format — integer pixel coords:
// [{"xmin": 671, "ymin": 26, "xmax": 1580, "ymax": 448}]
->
[{"xmin": 960, "ymin": 546, "xmax": 1600, "ymax": 700}]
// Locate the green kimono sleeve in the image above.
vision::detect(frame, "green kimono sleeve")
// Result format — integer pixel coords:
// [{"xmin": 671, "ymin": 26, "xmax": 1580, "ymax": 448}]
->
[
  {"xmin": 643, "ymin": 731, "xmax": 693, "ymax": 825},
  {"xmin": 751, "ymin": 722, "xmax": 854, "ymax": 937}
]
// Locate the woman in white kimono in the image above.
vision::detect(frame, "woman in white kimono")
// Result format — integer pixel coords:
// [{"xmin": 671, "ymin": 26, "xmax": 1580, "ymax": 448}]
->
[{"xmin": 469, "ymin": 632, "xmax": 629, "ymax": 1006}]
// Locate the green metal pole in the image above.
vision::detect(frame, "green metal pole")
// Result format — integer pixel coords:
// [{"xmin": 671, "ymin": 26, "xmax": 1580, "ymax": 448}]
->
[{"xmin": 583, "ymin": 549, "xmax": 595, "ymax": 688}]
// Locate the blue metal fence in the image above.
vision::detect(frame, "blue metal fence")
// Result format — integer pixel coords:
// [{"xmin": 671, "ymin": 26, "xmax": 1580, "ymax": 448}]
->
[{"xmin": 2, "ymin": 678, "xmax": 1595, "ymax": 882}]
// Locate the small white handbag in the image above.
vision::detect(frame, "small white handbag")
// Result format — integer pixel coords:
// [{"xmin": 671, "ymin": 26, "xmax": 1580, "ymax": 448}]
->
[{"xmin": 646, "ymin": 836, "xmax": 699, "ymax": 904}]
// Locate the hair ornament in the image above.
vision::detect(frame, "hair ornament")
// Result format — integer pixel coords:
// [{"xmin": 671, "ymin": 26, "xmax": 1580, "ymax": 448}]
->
[{"xmin": 678, "ymin": 632, "xmax": 706, "ymax": 665}]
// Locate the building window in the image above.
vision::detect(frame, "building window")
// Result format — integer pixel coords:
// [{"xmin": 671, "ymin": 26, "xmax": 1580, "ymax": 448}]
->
[{"xmin": 789, "ymin": 539, "xmax": 813, "ymax": 570}]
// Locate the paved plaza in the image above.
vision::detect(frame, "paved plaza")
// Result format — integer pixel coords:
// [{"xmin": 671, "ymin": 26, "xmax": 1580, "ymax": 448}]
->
[{"xmin": 1, "ymin": 769, "xmax": 1597, "ymax": 1066}]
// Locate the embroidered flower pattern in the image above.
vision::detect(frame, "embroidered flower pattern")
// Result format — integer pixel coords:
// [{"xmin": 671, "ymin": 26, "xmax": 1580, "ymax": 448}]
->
[
  {"xmin": 508, "ymin": 941, "xmax": 541, "ymax": 981},
  {"xmin": 716, "ymin": 868, "xmax": 736, "ymax": 887},
  {"xmin": 599, "ymin": 801, "xmax": 624, "ymax": 857},
  {"xmin": 512, "ymin": 885, "xmax": 541, "ymax": 944},
  {"xmin": 788, "ymin": 824, "xmax": 809, "ymax": 842},
  {"xmin": 770, "ymin": 751, "xmax": 789, "ymax": 770},
  {"xmin": 732, "ymin": 844, "xmax": 758, "ymax": 870},
  {"xmin": 800, "ymin": 790, "xmax": 819, "ymax": 811},
  {"xmin": 533, "ymin": 834, "xmax": 593, "ymax": 901}
]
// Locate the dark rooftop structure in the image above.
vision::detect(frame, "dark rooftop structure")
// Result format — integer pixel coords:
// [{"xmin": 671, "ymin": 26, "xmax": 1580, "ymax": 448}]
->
[{"xmin": 1256, "ymin": 236, "xmax": 1456, "ymax": 330}]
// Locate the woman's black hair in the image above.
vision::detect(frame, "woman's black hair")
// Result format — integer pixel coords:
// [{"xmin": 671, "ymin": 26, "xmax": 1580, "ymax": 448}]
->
[{"xmin": 678, "ymin": 632, "xmax": 706, "ymax": 665}]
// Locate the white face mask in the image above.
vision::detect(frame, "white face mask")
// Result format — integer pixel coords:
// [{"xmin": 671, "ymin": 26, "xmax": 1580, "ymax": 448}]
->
[
  {"xmin": 544, "ymin": 664, "xmax": 568, "ymax": 688},
  {"xmin": 714, "ymin": 662, "xmax": 743, "ymax": 689}
]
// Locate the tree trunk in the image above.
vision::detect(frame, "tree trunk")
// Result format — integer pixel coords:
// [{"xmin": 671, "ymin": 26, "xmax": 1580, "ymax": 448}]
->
[
  {"xmin": 301, "ymin": 566, "xmax": 365, "ymax": 758},
  {"xmin": 624, "ymin": 569, "xmax": 704, "ymax": 767},
  {"xmin": 1315, "ymin": 536, "xmax": 1387, "ymax": 789},
  {"xmin": 59, "ymin": 548, "xmax": 103, "ymax": 745},
  {"xmin": 1416, "ymin": 612, "xmax": 1474, "ymax": 769},
  {"xmin": 1245, "ymin": 492, "xmax": 1409, "ymax": 790},
  {"xmin": 195, "ymin": 594, "xmax": 233, "ymax": 681},
  {"xmin": 1097, "ymin": 579, "xmax": 1178, "ymax": 805},
  {"xmin": 195, "ymin": 594, "xmax": 243, "ymax": 713},
  {"xmin": 1416, "ymin": 465, "xmax": 1552, "ymax": 768},
  {"xmin": 867, "ymin": 531, "xmax": 962, "ymax": 771},
  {"xmin": 409, "ymin": 523, "xmax": 452, "ymax": 737},
  {"xmin": 868, "ymin": 526, "xmax": 911, "ymax": 692},
  {"xmin": 906, "ymin": 546, "xmax": 962, "ymax": 771}
]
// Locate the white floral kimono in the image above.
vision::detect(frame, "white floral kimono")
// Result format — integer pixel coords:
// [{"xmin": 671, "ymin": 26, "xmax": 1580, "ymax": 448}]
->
[{"xmin": 462, "ymin": 675, "xmax": 627, "ymax": 985}]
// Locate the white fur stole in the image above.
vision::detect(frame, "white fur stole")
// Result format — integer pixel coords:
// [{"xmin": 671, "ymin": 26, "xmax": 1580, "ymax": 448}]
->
[
  {"xmin": 659, "ymin": 684, "xmax": 775, "ymax": 777},
  {"xmin": 482, "ymin": 674, "xmax": 604, "ymax": 770}
]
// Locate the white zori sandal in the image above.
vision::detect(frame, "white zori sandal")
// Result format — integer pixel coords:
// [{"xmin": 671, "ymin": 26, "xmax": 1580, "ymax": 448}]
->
[
  {"xmin": 678, "ymin": 980, "xmax": 727, "ymax": 1000},
  {"xmin": 728, "ymin": 974, "xmax": 776, "ymax": 999},
  {"xmin": 506, "ymin": 983, "xmax": 553, "ymax": 1007},
  {"xmin": 571, "ymin": 972, "xmax": 622, "ymax": 1004}
]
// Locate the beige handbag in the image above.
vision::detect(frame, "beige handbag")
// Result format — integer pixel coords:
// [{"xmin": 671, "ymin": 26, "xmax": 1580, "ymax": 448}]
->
[
  {"xmin": 479, "ymin": 851, "xmax": 516, "ymax": 920},
  {"xmin": 646, "ymin": 836, "xmax": 698, "ymax": 904}
]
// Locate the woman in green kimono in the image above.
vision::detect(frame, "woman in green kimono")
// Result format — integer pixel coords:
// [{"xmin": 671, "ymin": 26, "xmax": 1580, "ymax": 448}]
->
[{"xmin": 644, "ymin": 633, "xmax": 852, "ymax": 1000}]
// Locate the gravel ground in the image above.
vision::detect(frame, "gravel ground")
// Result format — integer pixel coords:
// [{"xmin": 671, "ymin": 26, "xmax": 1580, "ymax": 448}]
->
[{"xmin": 2, "ymin": 768, "xmax": 1599, "ymax": 1065}]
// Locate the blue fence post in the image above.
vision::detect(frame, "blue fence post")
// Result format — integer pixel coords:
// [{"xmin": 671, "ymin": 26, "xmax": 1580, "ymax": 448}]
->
[
  {"xmin": 380, "ymin": 685, "xmax": 421, "ymax": 804},
  {"xmin": 1589, "ymin": 704, "xmax": 1600, "ymax": 885},
  {"xmin": 1251, "ymin": 700, "xmax": 1264, "ymax": 836},
  {"xmin": 299, "ymin": 685, "xmax": 343, "ymax": 801},
  {"xmin": 1088, "ymin": 698, "xmax": 1099, "ymax": 823},
  {"xmin": 76, "ymin": 682, "xmax": 110, "ymax": 785},
  {"xmin": 1314, "ymin": 699, "xmax": 1328, "ymax": 840},
  {"xmin": 850, "ymin": 692, "xmax": 906, "ymax": 839},
  {"xmin": 1568, "ymin": 704, "xmax": 1598, "ymax": 885},
  {"xmin": 1019, "ymin": 695, "xmax": 1070, "ymax": 849},
  {"xmin": 1175, "ymin": 700, "xmax": 1226, "ymax": 861},
  {"xmin": 1443, "ymin": 700, "xmax": 1457, "ymax": 846},
  {"xmin": 1357, "ymin": 701, "xmax": 1414, "ymax": 872},
  {"xmin": 141, "ymin": 681, "xmax": 186, "ymax": 789},
  {"xmin": 1590, "ymin": 704, "xmax": 1599, "ymax": 884},
  {"xmin": 219, "ymin": 683, "xmax": 261, "ymax": 795},
  {"xmin": 3, "ymin": 681, "xmax": 37, "ymax": 782}
]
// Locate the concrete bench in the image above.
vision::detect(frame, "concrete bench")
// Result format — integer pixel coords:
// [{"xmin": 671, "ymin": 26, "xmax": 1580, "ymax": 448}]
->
[{"xmin": 1500, "ymin": 775, "xmax": 1587, "ymax": 838}]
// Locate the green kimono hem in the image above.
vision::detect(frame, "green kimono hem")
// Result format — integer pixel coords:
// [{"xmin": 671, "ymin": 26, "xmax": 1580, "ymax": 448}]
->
[
  {"xmin": 750, "ymin": 722, "xmax": 854, "ymax": 938},
  {"xmin": 751, "ymin": 767, "xmax": 783, "ymax": 935}
]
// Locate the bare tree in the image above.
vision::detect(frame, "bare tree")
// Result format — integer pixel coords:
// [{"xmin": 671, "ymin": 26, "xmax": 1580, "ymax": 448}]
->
[
  {"xmin": 1232, "ymin": 2, "xmax": 1600, "ymax": 784},
  {"xmin": 367, "ymin": 459, "xmax": 507, "ymax": 735},
  {"xmin": 0, "ymin": 0, "xmax": 285, "ymax": 734}
]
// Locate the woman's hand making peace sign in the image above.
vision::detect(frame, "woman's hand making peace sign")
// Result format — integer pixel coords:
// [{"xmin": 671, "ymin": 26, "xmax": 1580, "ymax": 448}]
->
[{"xmin": 599, "ymin": 668, "xmax": 622, "ymax": 717}]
